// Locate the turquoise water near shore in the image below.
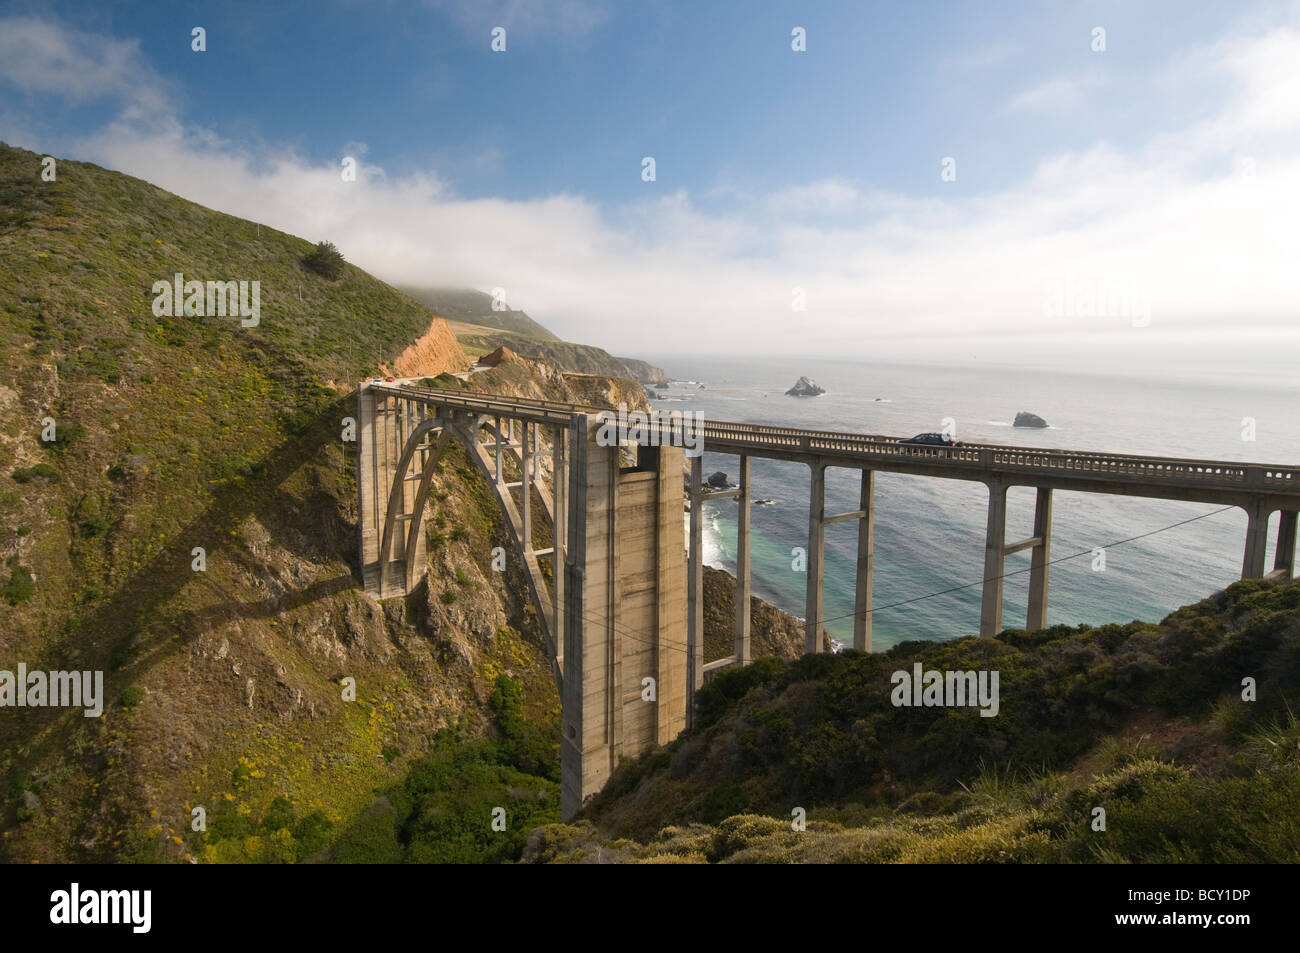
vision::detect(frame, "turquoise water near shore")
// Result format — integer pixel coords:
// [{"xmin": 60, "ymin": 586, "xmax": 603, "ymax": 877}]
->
[{"xmin": 641, "ymin": 356, "xmax": 1300, "ymax": 651}]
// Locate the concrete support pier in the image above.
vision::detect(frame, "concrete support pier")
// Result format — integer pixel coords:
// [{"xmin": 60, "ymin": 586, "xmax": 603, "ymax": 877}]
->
[
  {"xmin": 1242, "ymin": 502, "xmax": 1270, "ymax": 579},
  {"xmin": 734, "ymin": 454, "xmax": 752, "ymax": 665},
  {"xmin": 980, "ymin": 481, "xmax": 1008, "ymax": 638},
  {"xmin": 852, "ymin": 470, "xmax": 875, "ymax": 652},
  {"xmin": 551, "ymin": 424, "xmax": 567, "ymax": 667},
  {"xmin": 1275, "ymin": 510, "xmax": 1297, "ymax": 580},
  {"xmin": 561, "ymin": 421, "xmax": 687, "ymax": 818},
  {"xmin": 686, "ymin": 454, "xmax": 704, "ymax": 724},
  {"xmin": 805, "ymin": 462, "xmax": 826, "ymax": 654},
  {"xmin": 1026, "ymin": 487, "xmax": 1053, "ymax": 632}
]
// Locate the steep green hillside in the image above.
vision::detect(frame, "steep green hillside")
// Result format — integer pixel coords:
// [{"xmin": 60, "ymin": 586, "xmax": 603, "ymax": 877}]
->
[
  {"xmin": 527, "ymin": 578, "xmax": 1300, "ymax": 862},
  {"xmin": 0, "ymin": 142, "xmax": 798, "ymax": 864},
  {"xmin": 397, "ymin": 286, "xmax": 559, "ymax": 341},
  {"xmin": 0, "ymin": 142, "xmax": 564, "ymax": 862},
  {"xmin": 400, "ymin": 285, "xmax": 667, "ymax": 383}
]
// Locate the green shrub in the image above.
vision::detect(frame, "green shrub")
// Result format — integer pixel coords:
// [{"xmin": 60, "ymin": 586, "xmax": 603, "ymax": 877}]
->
[
  {"xmin": 439, "ymin": 588, "xmax": 457, "ymax": 605},
  {"xmin": 11, "ymin": 463, "xmax": 60, "ymax": 483},
  {"xmin": 4, "ymin": 566, "xmax": 35, "ymax": 605},
  {"xmin": 119, "ymin": 685, "xmax": 144, "ymax": 709},
  {"xmin": 81, "ymin": 514, "xmax": 112, "ymax": 537},
  {"xmin": 303, "ymin": 240, "xmax": 346, "ymax": 280},
  {"xmin": 42, "ymin": 420, "xmax": 85, "ymax": 451}
]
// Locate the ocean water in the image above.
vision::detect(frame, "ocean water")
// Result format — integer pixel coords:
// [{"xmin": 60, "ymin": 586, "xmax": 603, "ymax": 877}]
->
[{"xmin": 640, "ymin": 355, "xmax": 1300, "ymax": 651}]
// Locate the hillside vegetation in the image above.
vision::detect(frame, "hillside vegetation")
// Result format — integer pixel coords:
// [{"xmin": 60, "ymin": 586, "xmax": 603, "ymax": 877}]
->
[
  {"xmin": 0, "ymin": 142, "xmax": 797, "ymax": 864},
  {"xmin": 401, "ymin": 286, "xmax": 666, "ymax": 383},
  {"xmin": 526, "ymin": 578, "xmax": 1300, "ymax": 862},
  {"xmin": 0, "ymin": 142, "xmax": 576, "ymax": 862}
]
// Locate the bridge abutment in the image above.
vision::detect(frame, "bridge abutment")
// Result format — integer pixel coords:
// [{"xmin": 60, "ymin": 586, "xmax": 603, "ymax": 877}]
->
[{"xmin": 561, "ymin": 420, "xmax": 688, "ymax": 818}]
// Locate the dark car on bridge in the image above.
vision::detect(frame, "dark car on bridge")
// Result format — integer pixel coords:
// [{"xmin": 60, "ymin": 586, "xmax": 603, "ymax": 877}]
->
[{"xmin": 900, "ymin": 432, "xmax": 963, "ymax": 447}]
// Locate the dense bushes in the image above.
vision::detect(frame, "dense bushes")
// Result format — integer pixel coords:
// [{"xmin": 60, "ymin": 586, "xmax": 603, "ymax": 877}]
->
[
  {"xmin": 579, "ymin": 578, "xmax": 1300, "ymax": 858},
  {"xmin": 302, "ymin": 240, "xmax": 346, "ymax": 280},
  {"xmin": 198, "ymin": 675, "xmax": 561, "ymax": 863},
  {"xmin": 4, "ymin": 566, "xmax": 34, "ymax": 605}
]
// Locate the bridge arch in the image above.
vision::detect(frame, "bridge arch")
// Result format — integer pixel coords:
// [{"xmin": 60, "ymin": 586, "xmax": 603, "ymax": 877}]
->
[{"xmin": 375, "ymin": 412, "xmax": 452, "ymax": 596}]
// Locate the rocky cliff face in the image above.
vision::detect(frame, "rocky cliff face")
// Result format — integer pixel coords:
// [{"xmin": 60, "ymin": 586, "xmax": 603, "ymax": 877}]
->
[
  {"xmin": 702, "ymin": 567, "xmax": 830, "ymax": 661},
  {"xmin": 785, "ymin": 376, "xmax": 826, "ymax": 397},
  {"xmin": 382, "ymin": 316, "xmax": 469, "ymax": 378}
]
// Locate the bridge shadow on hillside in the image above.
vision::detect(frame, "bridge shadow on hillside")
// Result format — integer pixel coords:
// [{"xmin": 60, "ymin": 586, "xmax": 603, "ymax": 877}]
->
[{"xmin": 7, "ymin": 394, "xmax": 364, "ymax": 833}]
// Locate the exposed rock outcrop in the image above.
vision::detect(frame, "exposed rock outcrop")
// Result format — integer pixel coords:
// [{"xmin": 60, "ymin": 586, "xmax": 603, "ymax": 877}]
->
[
  {"xmin": 380, "ymin": 316, "xmax": 469, "ymax": 378},
  {"xmin": 785, "ymin": 376, "xmax": 825, "ymax": 397},
  {"xmin": 1014, "ymin": 411, "xmax": 1049, "ymax": 429}
]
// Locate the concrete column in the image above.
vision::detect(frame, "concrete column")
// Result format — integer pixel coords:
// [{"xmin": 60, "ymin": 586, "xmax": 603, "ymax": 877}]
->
[
  {"xmin": 1026, "ymin": 487, "xmax": 1053, "ymax": 631},
  {"xmin": 654, "ymin": 445, "xmax": 688, "ymax": 745},
  {"xmin": 853, "ymin": 469, "xmax": 875, "ymax": 652},
  {"xmin": 533, "ymin": 423, "xmax": 542, "ymax": 481},
  {"xmin": 553, "ymin": 425, "xmax": 567, "ymax": 667},
  {"xmin": 1242, "ymin": 501, "xmax": 1269, "ymax": 579},
  {"xmin": 494, "ymin": 415, "xmax": 503, "ymax": 484},
  {"xmin": 734, "ymin": 454, "xmax": 752, "ymax": 665},
  {"xmin": 805, "ymin": 461, "xmax": 826, "ymax": 654},
  {"xmin": 1275, "ymin": 510, "xmax": 1297, "ymax": 579},
  {"xmin": 521, "ymin": 420, "xmax": 532, "ymax": 552},
  {"xmin": 979, "ymin": 481, "xmax": 1008, "ymax": 638},
  {"xmin": 686, "ymin": 453, "xmax": 704, "ymax": 725}
]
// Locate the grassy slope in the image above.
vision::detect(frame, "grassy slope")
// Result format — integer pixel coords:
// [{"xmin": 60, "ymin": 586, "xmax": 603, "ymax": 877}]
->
[
  {"xmin": 0, "ymin": 142, "xmax": 563, "ymax": 862},
  {"xmin": 397, "ymin": 286, "xmax": 559, "ymax": 341},
  {"xmin": 527, "ymin": 578, "xmax": 1300, "ymax": 862},
  {"xmin": 400, "ymin": 286, "xmax": 666, "ymax": 383}
]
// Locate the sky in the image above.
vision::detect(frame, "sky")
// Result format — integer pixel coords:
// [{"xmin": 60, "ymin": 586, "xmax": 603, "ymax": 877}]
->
[{"xmin": 1, "ymin": 0, "xmax": 1299, "ymax": 372}]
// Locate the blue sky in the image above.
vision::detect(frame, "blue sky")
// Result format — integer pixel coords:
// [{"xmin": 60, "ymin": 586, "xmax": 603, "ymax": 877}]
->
[{"xmin": 2, "ymin": 0, "xmax": 1299, "ymax": 368}]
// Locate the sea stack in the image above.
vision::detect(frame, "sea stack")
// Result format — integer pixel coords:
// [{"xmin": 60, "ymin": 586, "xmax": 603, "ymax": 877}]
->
[
  {"xmin": 786, "ymin": 376, "xmax": 826, "ymax": 397},
  {"xmin": 1013, "ymin": 411, "xmax": 1049, "ymax": 428}
]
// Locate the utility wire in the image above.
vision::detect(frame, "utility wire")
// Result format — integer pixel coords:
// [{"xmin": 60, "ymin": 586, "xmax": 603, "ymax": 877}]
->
[{"xmin": 526, "ymin": 503, "xmax": 1241, "ymax": 656}]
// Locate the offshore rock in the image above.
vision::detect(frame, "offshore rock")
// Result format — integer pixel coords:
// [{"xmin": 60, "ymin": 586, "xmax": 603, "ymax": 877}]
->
[{"xmin": 785, "ymin": 376, "xmax": 825, "ymax": 397}]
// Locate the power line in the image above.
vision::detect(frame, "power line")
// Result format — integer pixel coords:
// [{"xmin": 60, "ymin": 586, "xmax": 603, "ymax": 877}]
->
[
  {"xmin": 528, "ymin": 503, "xmax": 1241, "ymax": 656},
  {"xmin": 813, "ymin": 504, "xmax": 1237, "ymax": 628}
]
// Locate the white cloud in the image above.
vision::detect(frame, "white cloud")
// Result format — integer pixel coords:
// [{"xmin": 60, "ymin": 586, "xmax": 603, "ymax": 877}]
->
[
  {"xmin": 0, "ymin": 17, "xmax": 171, "ymax": 116},
  {"xmin": 1, "ymin": 15, "xmax": 1299, "ymax": 370},
  {"xmin": 1005, "ymin": 71, "xmax": 1107, "ymax": 112}
]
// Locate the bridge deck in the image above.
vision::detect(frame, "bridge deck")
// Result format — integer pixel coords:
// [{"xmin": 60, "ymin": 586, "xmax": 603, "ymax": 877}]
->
[{"xmin": 369, "ymin": 384, "xmax": 1300, "ymax": 507}]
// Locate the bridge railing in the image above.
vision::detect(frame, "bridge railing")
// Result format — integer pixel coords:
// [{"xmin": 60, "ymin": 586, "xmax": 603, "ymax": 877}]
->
[
  {"xmin": 370, "ymin": 384, "xmax": 587, "ymax": 423},
  {"xmin": 690, "ymin": 420, "xmax": 1297, "ymax": 490},
  {"xmin": 370, "ymin": 384, "xmax": 1299, "ymax": 493}
]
